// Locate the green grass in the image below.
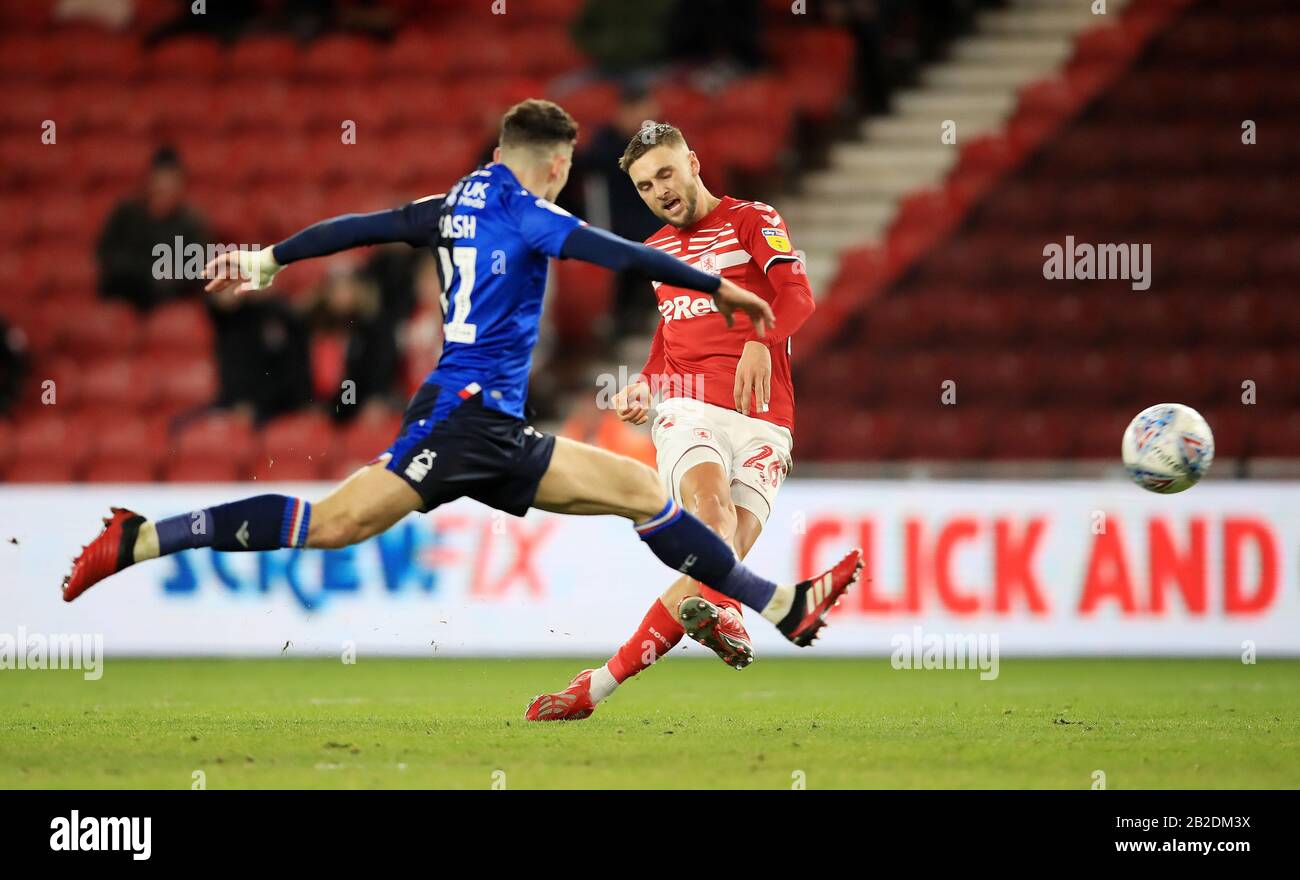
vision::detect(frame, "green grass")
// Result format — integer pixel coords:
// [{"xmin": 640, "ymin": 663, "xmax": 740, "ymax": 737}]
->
[{"xmin": 1, "ymin": 658, "xmax": 1297, "ymax": 789}]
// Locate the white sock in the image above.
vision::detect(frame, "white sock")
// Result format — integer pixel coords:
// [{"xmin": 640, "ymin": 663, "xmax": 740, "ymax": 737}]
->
[
  {"xmin": 133, "ymin": 521, "xmax": 159, "ymax": 564},
  {"xmin": 760, "ymin": 583, "xmax": 795, "ymax": 625},
  {"xmin": 588, "ymin": 665, "xmax": 619, "ymax": 703}
]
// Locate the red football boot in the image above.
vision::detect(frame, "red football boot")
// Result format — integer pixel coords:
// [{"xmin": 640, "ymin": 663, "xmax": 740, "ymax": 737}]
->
[
  {"xmin": 677, "ymin": 596, "xmax": 754, "ymax": 669},
  {"xmin": 777, "ymin": 548, "xmax": 863, "ymax": 646},
  {"xmin": 524, "ymin": 669, "xmax": 596, "ymax": 721},
  {"xmin": 62, "ymin": 507, "xmax": 146, "ymax": 602}
]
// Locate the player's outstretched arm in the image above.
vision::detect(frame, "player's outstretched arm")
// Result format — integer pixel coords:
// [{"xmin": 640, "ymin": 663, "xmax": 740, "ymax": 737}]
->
[
  {"xmin": 203, "ymin": 199, "xmax": 442, "ymax": 294},
  {"xmin": 560, "ymin": 226, "xmax": 774, "ymax": 337}
]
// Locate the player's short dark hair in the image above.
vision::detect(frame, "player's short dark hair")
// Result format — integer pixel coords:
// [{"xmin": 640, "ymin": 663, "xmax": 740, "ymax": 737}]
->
[
  {"xmin": 499, "ymin": 99, "xmax": 579, "ymax": 151},
  {"xmin": 618, "ymin": 123, "xmax": 686, "ymax": 174}
]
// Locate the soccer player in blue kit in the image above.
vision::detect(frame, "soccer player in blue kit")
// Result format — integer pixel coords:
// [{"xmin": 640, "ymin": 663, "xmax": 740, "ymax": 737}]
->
[{"xmin": 65, "ymin": 100, "xmax": 861, "ymax": 651}]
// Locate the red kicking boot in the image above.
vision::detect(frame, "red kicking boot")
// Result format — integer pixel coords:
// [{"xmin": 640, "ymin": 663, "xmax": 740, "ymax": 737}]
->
[
  {"xmin": 62, "ymin": 507, "xmax": 145, "ymax": 602},
  {"xmin": 777, "ymin": 548, "xmax": 863, "ymax": 647},
  {"xmin": 524, "ymin": 669, "xmax": 596, "ymax": 721}
]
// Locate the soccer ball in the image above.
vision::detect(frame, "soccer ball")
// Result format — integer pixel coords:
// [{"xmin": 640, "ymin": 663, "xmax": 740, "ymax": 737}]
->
[{"xmin": 1121, "ymin": 403, "xmax": 1215, "ymax": 493}]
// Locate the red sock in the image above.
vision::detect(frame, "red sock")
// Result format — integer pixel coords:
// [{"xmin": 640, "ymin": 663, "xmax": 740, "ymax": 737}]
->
[
  {"xmin": 606, "ymin": 598, "xmax": 685, "ymax": 683},
  {"xmin": 700, "ymin": 583, "xmax": 743, "ymax": 617}
]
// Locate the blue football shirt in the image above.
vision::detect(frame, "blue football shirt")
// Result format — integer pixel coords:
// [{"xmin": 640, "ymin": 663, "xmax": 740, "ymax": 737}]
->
[{"xmin": 400, "ymin": 162, "xmax": 582, "ymax": 420}]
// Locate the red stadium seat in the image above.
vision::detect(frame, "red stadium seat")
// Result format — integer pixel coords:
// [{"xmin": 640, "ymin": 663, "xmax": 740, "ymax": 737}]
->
[
  {"xmin": 964, "ymin": 350, "xmax": 1048, "ymax": 406},
  {"xmin": 829, "ymin": 245, "xmax": 887, "ymax": 300},
  {"xmin": 226, "ymin": 35, "xmax": 301, "ymax": 80},
  {"xmin": 140, "ymin": 83, "xmax": 223, "ymax": 138},
  {"xmin": 953, "ymin": 133, "xmax": 1019, "ymax": 184},
  {"xmin": 1199, "ymin": 407, "xmax": 1249, "ymax": 460},
  {"xmin": 1075, "ymin": 408, "xmax": 1133, "ymax": 459},
  {"xmin": 1225, "ymin": 351, "xmax": 1300, "ymax": 410},
  {"xmin": 879, "ymin": 351, "xmax": 964, "ymax": 404},
  {"xmin": 861, "ymin": 297, "xmax": 942, "ymax": 349},
  {"xmin": 1025, "ymin": 296, "xmax": 1110, "ymax": 346},
  {"xmin": 507, "ymin": 0, "xmax": 584, "ymax": 25},
  {"xmin": 1071, "ymin": 23, "xmax": 1142, "ymax": 67},
  {"xmin": 988, "ymin": 410, "xmax": 1076, "ymax": 460},
  {"xmin": 1246, "ymin": 412, "xmax": 1300, "ymax": 458},
  {"xmin": 260, "ymin": 411, "xmax": 333, "ymax": 451},
  {"xmin": 902, "ymin": 409, "xmax": 993, "ymax": 460},
  {"xmin": 557, "ymin": 81, "xmax": 620, "ymax": 134},
  {"xmin": 439, "ymin": 29, "xmax": 516, "ymax": 77},
  {"xmin": 300, "ymin": 34, "xmax": 380, "ymax": 81},
  {"xmin": 80, "ymin": 356, "xmax": 161, "ymax": 410},
  {"xmin": 143, "ymin": 302, "xmax": 213, "ymax": 356},
  {"xmin": 0, "ymin": 419, "xmax": 14, "ymax": 472},
  {"xmin": 771, "ymin": 28, "xmax": 855, "ymax": 120},
  {"xmin": 551, "ymin": 259, "xmax": 613, "ymax": 349},
  {"xmin": 0, "ymin": 37, "xmax": 60, "ymax": 79},
  {"xmin": 4, "ymin": 456, "xmax": 79, "ymax": 483},
  {"xmin": 95, "ymin": 416, "xmax": 173, "ymax": 463},
  {"xmin": 83, "ymin": 456, "xmax": 159, "ymax": 483},
  {"xmin": 175, "ymin": 412, "xmax": 256, "ymax": 464},
  {"xmin": 63, "ymin": 37, "xmax": 145, "ymax": 81},
  {"xmin": 252, "ymin": 411, "xmax": 336, "ymax": 481},
  {"xmin": 147, "ymin": 35, "xmax": 223, "ymax": 81},
  {"xmin": 718, "ymin": 76, "xmax": 795, "ymax": 130},
  {"xmin": 61, "ymin": 302, "xmax": 142, "ymax": 357},
  {"xmin": 249, "ymin": 456, "xmax": 326, "ymax": 483},
  {"xmin": 13, "ymin": 413, "xmax": 85, "ymax": 469},
  {"xmin": 157, "ymin": 358, "xmax": 217, "ymax": 411},
  {"xmin": 510, "ymin": 28, "xmax": 585, "ymax": 79},
  {"xmin": 378, "ymin": 31, "xmax": 456, "ymax": 80},
  {"xmin": 807, "ymin": 411, "xmax": 904, "ymax": 462},
  {"xmin": 339, "ymin": 410, "xmax": 403, "ymax": 470},
  {"xmin": 25, "ymin": 356, "xmax": 83, "ymax": 409},
  {"xmin": 162, "ymin": 454, "xmax": 246, "ymax": 483}
]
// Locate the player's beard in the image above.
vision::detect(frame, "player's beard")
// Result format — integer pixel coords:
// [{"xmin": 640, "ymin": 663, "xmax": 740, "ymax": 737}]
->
[{"xmin": 660, "ymin": 181, "xmax": 700, "ymax": 229}]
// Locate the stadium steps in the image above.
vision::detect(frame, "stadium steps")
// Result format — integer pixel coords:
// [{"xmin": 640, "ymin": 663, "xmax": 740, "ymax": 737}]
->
[{"xmin": 784, "ymin": 0, "xmax": 1130, "ymax": 295}]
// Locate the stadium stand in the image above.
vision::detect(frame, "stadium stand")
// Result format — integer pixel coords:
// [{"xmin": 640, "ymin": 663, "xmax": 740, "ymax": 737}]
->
[
  {"xmin": 0, "ymin": 0, "xmax": 873, "ymax": 482},
  {"xmin": 797, "ymin": 0, "xmax": 1300, "ymax": 465},
  {"xmin": 4, "ymin": 0, "xmax": 1287, "ymax": 482}
]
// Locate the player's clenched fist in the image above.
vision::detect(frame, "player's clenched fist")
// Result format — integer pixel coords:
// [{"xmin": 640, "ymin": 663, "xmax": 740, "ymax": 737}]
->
[
  {"xmin": 734, "ymin": 341, "xmax": 772, "ymax": 417},
  {"xmin": 202, "ymin": 246, "xmax": 282, "ymax": 295},
  {"xmin": 612, "ymin": 381, "xmax": 652, "ymax": 425},
  {"xmin": 713, "ymin": 278, "xmax": 775, "ymax": 337}
]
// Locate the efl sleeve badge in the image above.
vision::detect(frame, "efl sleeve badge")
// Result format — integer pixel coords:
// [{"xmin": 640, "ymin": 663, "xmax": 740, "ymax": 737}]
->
[{"xmin": 761, "ymin": 227, "xmax": 792, "ymax": 253}]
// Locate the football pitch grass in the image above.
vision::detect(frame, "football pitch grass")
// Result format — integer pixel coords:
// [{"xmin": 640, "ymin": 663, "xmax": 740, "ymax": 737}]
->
[{"xmin": 2, "ymin": 658, "xmax": 1297, "ymax": 789}]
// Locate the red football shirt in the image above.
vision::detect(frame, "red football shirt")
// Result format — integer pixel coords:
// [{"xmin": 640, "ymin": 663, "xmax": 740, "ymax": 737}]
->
[{"xmin": 639, "ymin": 196, "xmax": 815, "ymax": 431}]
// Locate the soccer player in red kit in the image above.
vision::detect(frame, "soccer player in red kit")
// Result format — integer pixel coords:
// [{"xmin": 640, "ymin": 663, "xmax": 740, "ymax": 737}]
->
[{"xmin": 527, "ymin": 123, "xmax": 816, "ymax": 721}]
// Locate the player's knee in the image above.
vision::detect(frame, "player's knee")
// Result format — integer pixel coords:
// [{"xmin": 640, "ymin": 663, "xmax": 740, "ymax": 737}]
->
[{"xmin": 624, "ymin": 460, "xmax": 669, "ymax": 518}]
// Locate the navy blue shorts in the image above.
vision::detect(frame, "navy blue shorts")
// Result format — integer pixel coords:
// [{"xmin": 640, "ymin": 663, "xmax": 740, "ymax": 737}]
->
[{"xmin": 382, "ymin": 382, "xmax": 556, "ymax": 516}]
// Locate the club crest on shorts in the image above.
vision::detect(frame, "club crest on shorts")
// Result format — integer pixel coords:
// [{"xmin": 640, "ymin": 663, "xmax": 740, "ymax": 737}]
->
[
  {"xmin": 404, "ymin": 449, "xmax": 437, "ymax": 482},
  {"xmin": 694, "ymin": 428, "xmax": 713, "ymax": 441}
]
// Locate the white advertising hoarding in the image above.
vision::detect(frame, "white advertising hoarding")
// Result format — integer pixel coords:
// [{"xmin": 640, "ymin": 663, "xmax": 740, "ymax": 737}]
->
[{"xmin": 0, "ymin": 480, "xmax": 1296, "ymax": 657}]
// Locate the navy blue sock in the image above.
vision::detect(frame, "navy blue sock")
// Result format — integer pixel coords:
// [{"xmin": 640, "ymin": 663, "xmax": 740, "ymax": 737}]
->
[
  {"xmin": 636, "ymin": 499, "xmax": 778, "ymax": 612},
  {"xmin": 154, "ymin": 495, "xmax": 312, "ymax": 555}
]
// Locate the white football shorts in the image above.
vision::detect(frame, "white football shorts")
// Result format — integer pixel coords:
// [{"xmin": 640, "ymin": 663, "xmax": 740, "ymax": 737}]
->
[{"xmin": 650, "ymin": 397, "xmax": 793, "ymax": 528}]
